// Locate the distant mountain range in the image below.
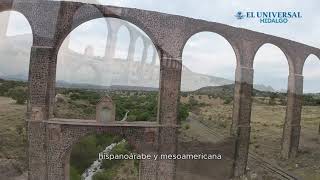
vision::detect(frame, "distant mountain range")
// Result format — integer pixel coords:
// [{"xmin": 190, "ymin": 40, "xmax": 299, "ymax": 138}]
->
[
  {"xmin": 0, "ymin": 74, "xmax": 28, "ymax": 82},
  {"xmin": 0, "ymin": 73, "xmax": 275, "ymax": 93},
  {"xmin": 194, "ymin": 84, "xmax": 279, "ymax": 97},
  {"xmin": 0, "ymin": 34, "xmax": 276, "ymax": 92},
  {"xmin": 56, "ymin": 80, "xmax": 158, "ymax": 92}
]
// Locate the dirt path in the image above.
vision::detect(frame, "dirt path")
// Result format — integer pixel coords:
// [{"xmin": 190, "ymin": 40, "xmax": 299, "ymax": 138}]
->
[
  {"xmin": 180, "ymin": 113, "xmax": 303, "ymax": 180},
  {"xmin": 177, "ymin": 113, "xmax": 235, "ymax": 180}
]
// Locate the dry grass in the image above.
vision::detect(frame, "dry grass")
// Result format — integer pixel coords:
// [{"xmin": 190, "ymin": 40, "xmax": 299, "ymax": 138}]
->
[
  {"xmin": 0, "ymin": 96, "xmax": 27, "ymax": 174},
  {"xmin": 113, "ymin": 160, "xmax": 139, "ymax": 180},
  {"xmin": 184, "ymin": 95, "xmax": 320, "ymax": 179},
  {"xmin": 1, "ymin": 94, "xmax": 319, "ymax": 179}
]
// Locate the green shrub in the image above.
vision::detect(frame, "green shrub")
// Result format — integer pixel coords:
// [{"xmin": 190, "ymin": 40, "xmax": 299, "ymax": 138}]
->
[
  {"xmin": 127, "ymin": 115, "xmax": 137, "ymax": 122},
  {"xmin": 134, "ymin": 159, "xmax": 139, "ymax": 170},
  {"xmin": 101, "ymin": 159, "xmax": 119, "ymax": 170},
  {"xmin": 111, "ymin": 141, "xmax": 130, "ymax": 155},
  {"xmin": 101, "ymin": 141, "xmax": 131, "ymax": 170},
  {"xmin": 178, "ymin": 103, "xmax": 189, "ymax": 122},
  {"xmin": 8, "ymin": 86, "xmax": 27, "ymax": 104},
  {"xmin": 136, "ymin": 112, "xmax": 151, "ymax": 121},
  {"xmin": 0, "ymin": 79, "xmax": 27, "ymax": 96},
  {"xmin": 70, "ymin": 135, "xmax": 98, "ymax": 173},
  {"xmin": 70, "ymin": 166, "xmax": 81, "ymax": 180},
  {"xmin": 303, "ymin": 94, "xmax": 320, "ymax": 106},
  {"xmin": 93, "ymin": 170, "xmax": 115, "ymax": 180},
  {"xmin": 223, "ymin": 96, "xmax": 232, "ymax": 105},
  {"xmin": 188, "ymin": 96, "xmax": 198, "ymax": 107},
  {"xmin": 70, "ymin": 93, "xmax": 81, "ymax": 101}
]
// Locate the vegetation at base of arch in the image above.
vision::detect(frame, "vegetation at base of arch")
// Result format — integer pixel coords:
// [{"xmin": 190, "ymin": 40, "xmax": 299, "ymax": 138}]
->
[
  {"xmin": 70, "ymin": 135, "xmax": 138, "ymax": 180},
  {"xmin": 1, "ymin": 78, "xmax": 320, "ymax": 112},
  {"xmin": 69, "ymin": 133, "xmax": 125, "ymax": 180},
  {"xmin": 0, "ymin": 79, "xmax": 27, "ymax": 104},
  {"xmin": 303, "ymin": 94, "xmax": 320, "ymax": 106},
  {"xmin": 55, "ymin": 88, "xmax": 160, "ymax": 121},
  {"xmin": 92, "ymin": 141, "xmax": 139, "ymax": 180},
  {"xmin": 111, "ymin": 92, "xmax": 158, "ymax": 122},
  {"xmin": 0, "ymin": 79, "xmax": 190, "ymax": 122},
  {"xmin": 54, "ymin": 88, "xmax": 191, "ymax": 122},
  {"xmin": 0, "ymin": 79, "xmax": 320, "ymax": 179},
  {"xmin": 7, "ymin": 86, "xmax": 28, "ymax": 104}
]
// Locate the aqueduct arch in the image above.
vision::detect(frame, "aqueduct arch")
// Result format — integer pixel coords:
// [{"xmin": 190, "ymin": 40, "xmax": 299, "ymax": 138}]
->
[
  {"xmin": 60, "ymin": 3, "xmax": 158, "ymax": 63},
  {"xmin": 181, "ymin": 31, "xmax": 237, "ymax": 91},
  {"xmin": 57, "ymin": 15, "xmax": 160, "ymax": 88},
  {"xmin": 0, "ymin": 9, "xmax": 33, "ymax": 119},
  {"xmin": 301, "ymin": 54, "xmax": 320, "ymax": 144},
  {"xmin": 250, "ymin": 43, "xmax": 290, "ymax": 158},
  {"xmin": 1, "ymin": 0, "xmax": 320, "ymax": 179}
]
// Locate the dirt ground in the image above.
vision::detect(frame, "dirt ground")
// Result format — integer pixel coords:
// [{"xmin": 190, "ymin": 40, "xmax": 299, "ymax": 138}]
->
[
  {"xmin": 0, "ymin": 97, "xmax": 27, "ymax": 180},
  {"xmin": 1, "ymin": 95, "xmax": 319, "ymax": 179},
  {"xmin": 177, "ymin": 113, "xmax": 236, "ymax": 180},
  {"xmin": 183, "ymin": 94, "xmax": 320, "ymax": 180}
]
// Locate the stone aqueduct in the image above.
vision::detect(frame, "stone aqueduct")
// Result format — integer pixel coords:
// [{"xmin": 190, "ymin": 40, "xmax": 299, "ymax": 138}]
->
[
  {"xmin": 1, "ymin": 0, "xmax": 160, "ymax": 86},
  {"xmin": 59, "ymin": 13, "xmax": 159, "ymax": 64},
  {"xmin": 57, "ymin": 16, "xmax": 160, "ymax": 87},
  {"xmin": 1, "ymin": 0, "xmax": 320, "ymax": 179}
]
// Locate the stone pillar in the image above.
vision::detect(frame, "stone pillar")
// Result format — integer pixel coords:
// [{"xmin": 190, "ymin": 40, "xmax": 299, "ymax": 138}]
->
[
  {"xmin": 0, "ymin": 11, "xmax": 10, "ymax": 39},
  {"xmin": 140, "ymin": 156, "xmax": 157, "ymax": 180},
  {"xmin": 141, "ymin": 39, "xmax": 150, "ymax": 64},
  {"xmin": 46, "ymin": 124, "xmax": 64, "ymax": 180},
  {"xmin": 105, "ymin": 30, "xmax": 117, "ymax": 60},
  {"xmin": 136, "ymin": 38, "xmax": 149, "ymax": 82},
  {"xmin": 28, "ymin": 46, "xmax": 54, "ymax": 180},
  {"xmin": 151, "ymin": 48, "xmax": 157, "ymax": 65},
  {"xmin": 127, "ymin": 30, "xmax": 138, "ymax": 62},
  {"xmin": 157, "ymin": 127, "xmax": 178, "ymax": 180},
  {"xmin": 104, "ymin": 21, "xmax": 121, "ymax": 60},
  {"xmin": 139, "ymin": 129, "xmax": 158, "ymax": 180},
  {"xmin": 157, "ymin": 56, "xmax": 182, "ymax": 180},
  {"xmin": 48, "ymin": 50, "xmax": 58, "ymax": 119},
  {"xmin": 125, "ymin": 29, "xmax": 138, "ymax": 85},
  {"xmin": 281, "ymin": 74, "xmax": 303, "ymax": 158},
  {"xmin": 158, "ymin": 56, "xmax": 182, "ymax": 125},
  {"xmin": 27, "ymin": 121, "xmax": 47, "ymax": 180},
  {"xmin": 63, "ymin": 150, "xmax": 71, "ymax": 180},
  {"xmin": 231, "ymin": 66, "xmax": 254, "ymax": 177}
]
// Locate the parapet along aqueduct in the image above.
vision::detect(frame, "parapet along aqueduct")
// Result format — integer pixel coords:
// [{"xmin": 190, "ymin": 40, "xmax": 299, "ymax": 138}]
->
[{"xmin": 1, "ymin": 0, "xmax": 320, "ymax": 180}]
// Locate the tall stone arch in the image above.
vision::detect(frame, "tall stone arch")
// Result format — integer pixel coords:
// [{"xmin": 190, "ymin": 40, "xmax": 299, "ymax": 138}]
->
[{"xmin": 61, "ymin": 0, "xmax": 106, "ymax": 51}]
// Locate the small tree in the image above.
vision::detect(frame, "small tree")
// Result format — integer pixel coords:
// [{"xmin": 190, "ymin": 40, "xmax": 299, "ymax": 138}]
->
[
  {"xmin": 269, "ymin": 96, "xmax": 276, "ymax": 105},
  {"xmin": 8, "ymin": 86, "xmax": 27, "ymax": 104},
  {"xmin": 188, "ymin": 96, "xmax": 198, "ymax": 107},
  {"xmin": 178, "ymin": 103, "xmax": 189, "ymax": 122},
  {"xmin": 223, "ymin": 96, "xmax": 233, "ymax": 105},
  {"xmin": 268, "ymin": 92, "xmax": 279, "ymax": 105}
]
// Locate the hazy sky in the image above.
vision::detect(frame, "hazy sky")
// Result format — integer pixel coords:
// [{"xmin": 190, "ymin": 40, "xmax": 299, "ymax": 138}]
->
[{"xmin": 2, "ymin": 0, "xmax": 320, "ymax": 92}]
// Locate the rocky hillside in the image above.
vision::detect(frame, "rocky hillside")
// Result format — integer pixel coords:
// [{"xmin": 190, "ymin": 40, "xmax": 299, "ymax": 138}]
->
[{"xmin": 193, "ymin": 84, "xmax": 280, "ymax": 98}]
